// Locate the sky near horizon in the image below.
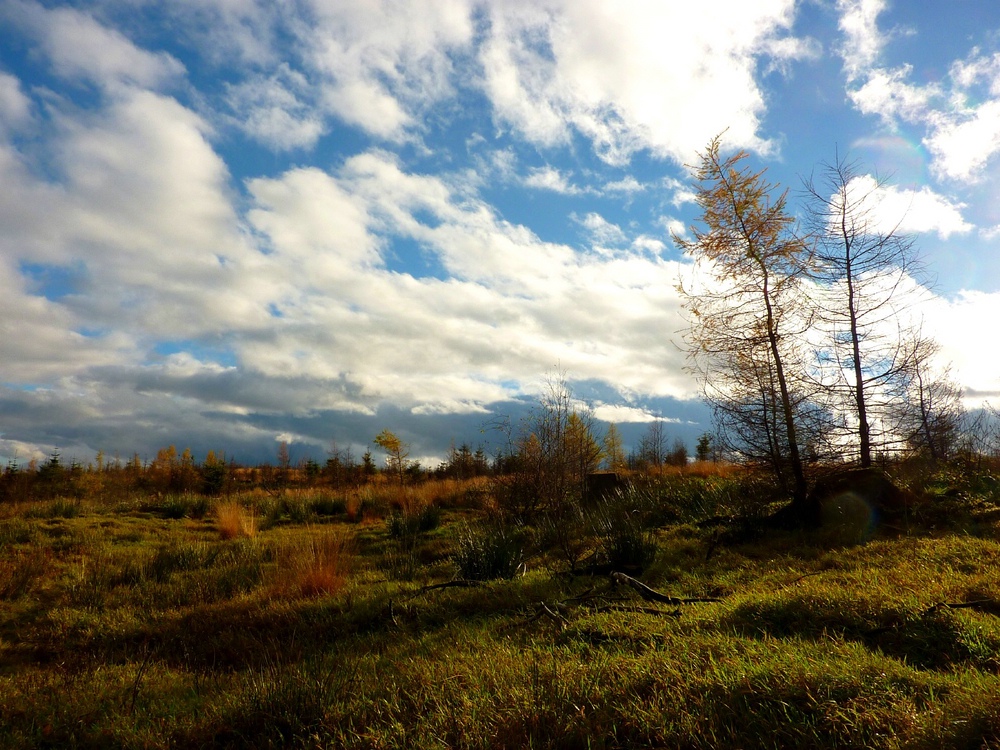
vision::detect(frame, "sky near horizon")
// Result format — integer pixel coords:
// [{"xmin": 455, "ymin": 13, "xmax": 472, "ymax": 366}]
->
[{"xmin": 2, "ymin": 0, "xmax": 1000, "ymax": 467}]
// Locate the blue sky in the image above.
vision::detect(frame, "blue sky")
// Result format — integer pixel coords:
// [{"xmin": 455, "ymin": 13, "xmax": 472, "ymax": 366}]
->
[{"xmin": 2, "ymin": 0, "xmax": 1000, "ymax": 467}]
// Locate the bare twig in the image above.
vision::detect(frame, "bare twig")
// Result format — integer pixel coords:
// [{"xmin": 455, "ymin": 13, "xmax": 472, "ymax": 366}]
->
[
  {"xmin": 407, "ymin": 579, "xmax": 485, "ymax": 598},
  {"xmin": 539, "ymin": 603, "xmax": 570, "ymax": 629},
  {"xmin": 125, "ymin": 640, "xmax": 156, "ymax": 714},
  {"xmin": 610, "ymin": 572, "xmax": 723, "ymax": 605}
]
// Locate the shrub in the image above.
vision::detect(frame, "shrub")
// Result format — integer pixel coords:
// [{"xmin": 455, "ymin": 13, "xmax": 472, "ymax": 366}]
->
[
  {"xmin": 382, "ymin": 538, "xmax": 421, "ymax": 581},
  {"xmin": 453, "ymin": 521, "xmax": 524, "ymax": 581},
  {"xmin": 310, "ymin": 496, "xmax": 347, "ymax": 517},
  {"xmin": 386, "ymin": 511, "xmax": 410, "ymax": 539},
  {"xmin": 160, "ymin": 494, "xmax": 211, "ymax": 519},
  {"xmin": 282, "ymin": 495, "xmax": 310, "ymax": 524},
  {"xmin": 536, "ymin": 502, "xmax": 589, "ymax": 571},
  {"xmin": 161, "ymin": 496, "xmax": 189, "ymax": 519}
]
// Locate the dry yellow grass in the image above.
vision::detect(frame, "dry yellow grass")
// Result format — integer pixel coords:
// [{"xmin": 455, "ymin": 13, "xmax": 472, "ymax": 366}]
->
[
  {"xmin": 274, "ymin": 530, "xmax": 353, "ymax": 598},
  {"xmin": 216, "ymin": 501, "xmax": 256, "ymax": 540},
  {"xmin": 345, "ymin": 493, "xmax": 362, "ymax": 523}
]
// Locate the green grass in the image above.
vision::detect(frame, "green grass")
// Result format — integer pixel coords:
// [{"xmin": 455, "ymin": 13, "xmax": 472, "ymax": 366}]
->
[{"xmin": 2, "ymin": 478, "xmax": 1000, "ymax": 748}]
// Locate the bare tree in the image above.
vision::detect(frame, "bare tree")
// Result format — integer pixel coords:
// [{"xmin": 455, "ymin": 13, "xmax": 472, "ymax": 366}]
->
[
  {"xmin": 491, "ymin": 373, "xmax": 601, "ymax": 519},
  {"xmin": 676, "ymin": 136, "xmax": 816, "ymax": 516},
  {"xmin": 893, "ymin": 338, "xmax": 965, "ymax": 464},
  {"xmin": 803, "ymin": 156, "xmax": 933, "ymax": 467},
  {"xmin": 638, "ymin": 419, "xmax": 668, "ymax": 469}
]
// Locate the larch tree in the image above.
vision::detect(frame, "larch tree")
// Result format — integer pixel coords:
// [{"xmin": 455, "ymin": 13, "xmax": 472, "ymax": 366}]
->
[
  {"xmin": 564, "ymin": 411, "xmax": 604, "ymax": 494},
  {"xmin": 374, "ymin": 429, "xmax": 410, "ymax": 486},
  {"xmin": 602, "ymin": 423, "xmax": 627, "ymax": 472},
  {"xmin": 675, "ymin": 135, "xmax": 815, "ymax": 516},
  {"xmin": 803, "ymin": 156, "xmax": 933, "ymax": 466}
]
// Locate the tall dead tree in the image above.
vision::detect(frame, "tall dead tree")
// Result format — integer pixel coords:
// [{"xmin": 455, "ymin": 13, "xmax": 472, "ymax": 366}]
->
[{"xmin": 803, "ymin": 156, "xmax": 933, "ymax": 466}]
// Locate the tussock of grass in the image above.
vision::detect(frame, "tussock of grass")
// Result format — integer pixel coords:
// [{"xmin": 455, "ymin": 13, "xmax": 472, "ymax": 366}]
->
[
  {"xmin": 274, "ymin": 530, "xmax": 354, "ymax": 598},
  {"xmin": 452, "ymin": 521, "xmax": 525, "ymax": 581},
  {"xmin": 216, "ymin": 500, "xmax": 256, "ymax": 540},
  {"xmin": 0, "ymin": 546, "xmax": 49, "ymax": 600}
]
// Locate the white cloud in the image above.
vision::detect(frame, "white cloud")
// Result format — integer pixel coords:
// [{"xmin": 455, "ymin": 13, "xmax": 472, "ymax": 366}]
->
[
  {"xmin": 158, "ymin": 0, "xmax": 284, "ymax": 68},
  {"xmin": 0, "ymin": 85, "xmax": 267, "ymax": 344},
  {"xmin": 479, "ymin": 0, "xmax": 805, "ymax": 164},
  {"xmin": 226, "ymin": 66, "xmax": 325, "ymax": 150},
  {"xmin": 632, "ymin": 235, "xmax": 667, "ymax": 255},
  {"xmin": 764, "ymin": 34, "xmax": 823, "ymax": 74},
  {"xmin": 576, "ymin": 212, "xmax": 627, "ymax": 247},
  {"xmin": 604, "ymin": 176, "xmax": 644, "ymax": 194},
  {"xmin": 0, "ymin": 72, "xmax": 33, "ymax": 133},
  {"xmin": 591, "ymin": 403, "xmax": 660, "ymax": 424},
  {"xmin": 524, "ymin": 165, "xmax": 581, "ymax": 194},
  {"xmin": 663, "ymin": 177, "xmax": 698, "ymax": 208},
  {"xmin": 923, "ymin": 290, "xmax": 1000, "ymax": 400},
  {"xmin": 0, "ymin": 256, "xmax": 135, "ymax": 382},
  {"xmin": 302, "ymin": 0, "xmax": 474, "ymax": 142},
  {"xmin": 839, "ymin": 8, "xmax": 1000, "ymax": 183},
  {"xmin": 837, "ymin": 0, "xmax": 888, "ymax": 82},
  {"xmin": 948, "ymin": 48, "xmax": 1000, "ymax": 93},
  {"xmin": 848, "ymin": 65, "xmax": 938, "ymax": 125},
  {"xmin": 658, "ymin": 216, "xmax": 689, "ymax": 240},
  {"xmin": 52, "ymin": 0, "xmax": 810, "ymax": 167},
  {"xmin": 839, "ymin": 176, "xmax": 972, "ymax": 240},
  {"xmin": 239, "ymin": 153, "xmax": 695, "ymax": 405},
  {"xmin": 9, "ymin": 1, "xmax": 185, "ymax": 91},
  {"xmin": 847, "ymin": 62, "xmax": 1000, "ymax": 182},
  {"xmin": 924, "ymin": 100, "xmax": 1000, "ymax": 182}
]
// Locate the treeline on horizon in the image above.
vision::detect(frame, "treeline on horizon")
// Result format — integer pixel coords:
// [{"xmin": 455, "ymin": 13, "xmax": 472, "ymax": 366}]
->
[{"xmin": 0, "ymin": 412, "xmax": 701, "ymax": 504}]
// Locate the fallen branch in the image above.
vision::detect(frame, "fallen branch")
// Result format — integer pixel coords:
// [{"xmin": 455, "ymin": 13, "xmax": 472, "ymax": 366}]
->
[
  {"xmin": 610, "ymin": 572, "xmax": 723, "ymax": 605},
  {"xmin": 922, "ymin": 599, "xmax": 1000, "ymax": 617},
  {"xmin": 404, "ymin": 579, "xmax": 485, "ymax": 600},
  {"xmin": 505, "ymin": 601, "xmax": 572, "ymax": 631},
  {"xmin": 538, "ymin": 603, "xmax": 570, "ymax": 629}
]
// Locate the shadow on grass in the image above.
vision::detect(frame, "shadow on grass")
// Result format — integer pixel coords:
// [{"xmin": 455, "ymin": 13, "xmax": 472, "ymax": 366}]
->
[{"xmin": 721, "ymin": 592, "xmax": 1000, "ymax": 672}]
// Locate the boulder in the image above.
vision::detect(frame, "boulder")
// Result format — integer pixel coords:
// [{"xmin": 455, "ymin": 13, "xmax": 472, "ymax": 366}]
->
[{"xmin": 809, "ymin": 467, "xmax": 918, "ymax": 527}]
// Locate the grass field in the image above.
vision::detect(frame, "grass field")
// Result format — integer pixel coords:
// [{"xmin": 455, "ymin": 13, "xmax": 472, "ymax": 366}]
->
[{"xmin": 2, "ymin": 473, "xmax": 1000, "ymax": 748}]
